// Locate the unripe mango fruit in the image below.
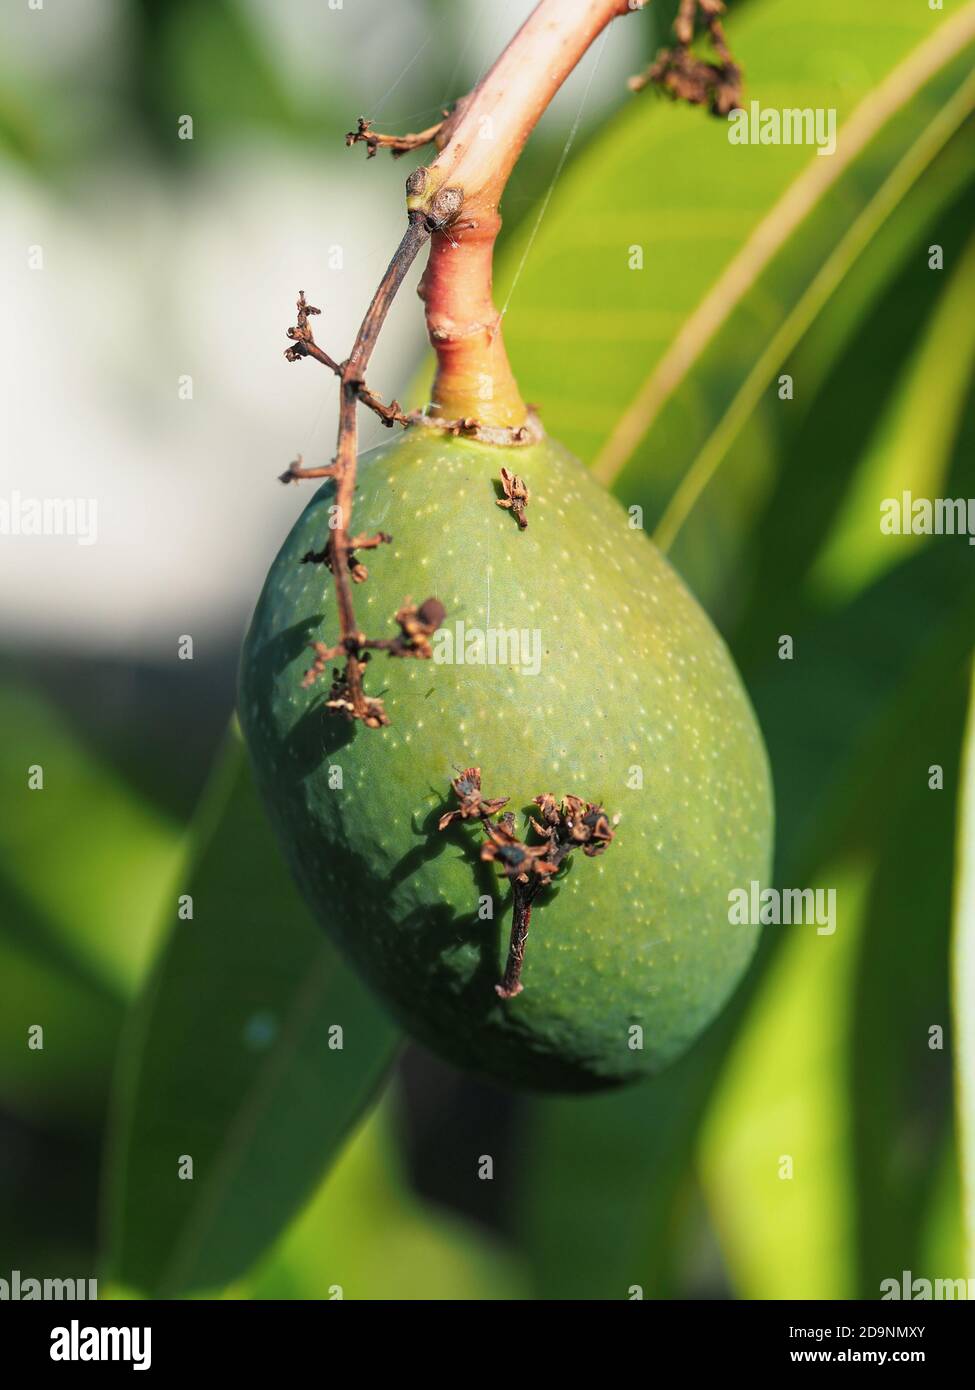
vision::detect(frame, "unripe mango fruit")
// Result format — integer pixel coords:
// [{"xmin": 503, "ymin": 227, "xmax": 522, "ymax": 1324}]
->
[{"xmin": 239, "ymin": 428, "xmax": 773, "ymax": 1092}]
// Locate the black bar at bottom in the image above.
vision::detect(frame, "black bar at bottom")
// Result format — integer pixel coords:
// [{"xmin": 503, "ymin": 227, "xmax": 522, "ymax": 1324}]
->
[{"xmin": 0, "ymin": 1297, "xmax": 970, "ymax": 1373}]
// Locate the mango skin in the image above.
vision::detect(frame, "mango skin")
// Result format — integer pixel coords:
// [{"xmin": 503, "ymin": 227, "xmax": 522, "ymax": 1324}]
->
[{"xmin": 239, "ymin": 428, "xmax": 773, "ymax": 1092}]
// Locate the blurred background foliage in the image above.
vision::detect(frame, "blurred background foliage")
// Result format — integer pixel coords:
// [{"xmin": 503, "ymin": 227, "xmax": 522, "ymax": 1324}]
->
[{"xmin": 2, "ymin": 0, "xmax": 974, "ymax": 1298}]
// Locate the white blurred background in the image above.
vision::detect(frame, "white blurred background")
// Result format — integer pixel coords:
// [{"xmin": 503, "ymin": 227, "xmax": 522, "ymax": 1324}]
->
[{"xmin": 1, "ymin": 0, "xmax": 646, "ymax": 662}]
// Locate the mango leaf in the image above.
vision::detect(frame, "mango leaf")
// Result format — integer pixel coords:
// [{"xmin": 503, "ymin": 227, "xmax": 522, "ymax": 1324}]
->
[
  {"xmin": 0, "ymin": 681, "xmax": 183, "ymax": 999},
  {"xmin": 954, "ymin": 657, "xmax": 975, "ymax": 1279},
  {"xmin": 519, "ymin": 1011, "xmax": 755, "ymax": 1298},
  {"xmin": 103, "ymin": 728, "xmax": 399, "ymax": 1295},
  {"xmin": 0, "ymin": 676, "xmax": 184, "ymax": 1281},
  {"xmin": 920, "ymin": 1141, "xmax": 966, "ymax": 1279},
  {"xmin": 702, "ymin": 631, "xmax": 971, "ymax": 1297},
  {"xmin": 810, "ymin": 229, "xmax": 975, "ymax": 602},
  {"xmin": 245, "ymin": 1097, "xmax": 527, "ymax": 1301},
  {"xmin": 849, "ymin": 678, "xmax": 967, "ymax": 1297},
  {"xmin": 0, "ymin": 916, "xmax": 121, "ymax": 1126},
  {"xmin": 660, "ymin": 125, "xmax": 975, "ymax": 619},
  {"xmin": 698, "ymin": 861, "xmax": 868, "ymax": 1298},
  {"xmin": 491, "ymin": 0, "xmax": 975, "ymax": 483}
]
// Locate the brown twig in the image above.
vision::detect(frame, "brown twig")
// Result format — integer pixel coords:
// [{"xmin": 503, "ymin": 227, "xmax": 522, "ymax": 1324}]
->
[
  {"xmin": 285, "ymin": 292, "xmax": 409, "ymax": 430},
  {"xmin": 346, "ymin": 114, "xmax": 447, "ymax": 159},
  {"xmin": 285, "ymin": 217, "xmax": 449, "ymax": 729}
]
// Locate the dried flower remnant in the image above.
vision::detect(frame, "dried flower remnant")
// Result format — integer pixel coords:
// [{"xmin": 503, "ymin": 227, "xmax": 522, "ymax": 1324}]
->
[
  {"xmin": 480, "ymin": 819, "xmax": 559, "ymax": 883},
  {"xmin": 301, "ymin": 533, "xmax": 392, "ymax": 585},
  {"xmin": 438, "ymin": 773, "xmax": 618, "ymax": 998},
  {"xmin": 496, "ymin": 466, "xmax": 530, "ymax": 529},
  {"xmin": 531, "ymin": 793, "xmax": 616, "ymax": 857},
  {"xmin": 299, "ymin": 596, "xmax": 446, "ymax": 728},
  {"xmin": 283, "ymin": 292, "xmax": 409, "ymax": 432},
  {"xmin": 346, "ymin": 112, "xmax": 456, "ymax": 160},
  {"xmin": 386, "ymin": 599, "xmax": 447, "ymax": 659},
  {"xmin": 438, "ymin": 767, "xmax": 510, "ymax": 830},
  {"xmin": 324, "ymin": 667, "xmax": 390, "ymax": 730},
  {"xmin": 630, "ymin": 0, "xmax": 742, "ymax": 117}
]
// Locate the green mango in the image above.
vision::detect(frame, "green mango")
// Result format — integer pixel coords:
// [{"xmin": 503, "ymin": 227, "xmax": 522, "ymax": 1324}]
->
[{"xmin": 239, "ymin": 428, "xmax": 773, "ymax": 1092}]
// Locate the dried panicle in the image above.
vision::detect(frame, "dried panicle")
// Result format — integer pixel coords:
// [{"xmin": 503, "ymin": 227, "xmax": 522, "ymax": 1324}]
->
[
  {"xmin": 438, "ymin": 767, "xmax": 510, "ymax": 830},
  {"xmin": 531, "ymin": 793, "xmax": 617, "ymax": 856},
  {"xmin": 480, "ymin": 819, "xmax": 558, "ymax": 884},
  {"xmin": 529, "ymin": 792, "xmax": 562, "ymax": 837},
  {"xmin": 301, "ymin": 534, "xmax": 392, "ymax": 586},
  {"xmin": 567, "ymin": 799, "xmax": 617, "ymax": 856},
  {"xmin": 324, "ymin": 664, "xmax": 389, "ymax": 729},
  {"xmin": 389, "ymin": 597, "xmax": 446, "ymax": 658},
  {"xmin": 436, "ymin": 770, "xmax": 619, "ymax": 997},
  {"xmin": 301, "ymin": 640, "xmax": 339, "ymax": 690},
  {"xmin": 496, "ymin": 466, "xmax": 529, "ymax": 529},
  {"xmin": 630, "ymin": 0, "xmax": 742, "ymax": 117},
  {"xmin": 346, "ymin": 114, "xmax": 450, "ymax": 160},
  {"xmin": 639, "ymin": 48, "xmax": 742, "ymax": 115},
  {"xmin": 285, "ymin": 290, "xmax": 322, "ymax": 360},
  {"xmin": 299, "ymin": 591, "xmax": 445, "ymax": 729}
]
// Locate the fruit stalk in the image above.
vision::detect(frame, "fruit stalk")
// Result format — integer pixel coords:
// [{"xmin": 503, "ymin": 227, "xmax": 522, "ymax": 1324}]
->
[
  {"xmin": 408, "ymin": 0, "xmax": 646, "ymax": 429},
  {"xmin": 284, "ymin": 0, "xmax": 650, "ymax": 725}
]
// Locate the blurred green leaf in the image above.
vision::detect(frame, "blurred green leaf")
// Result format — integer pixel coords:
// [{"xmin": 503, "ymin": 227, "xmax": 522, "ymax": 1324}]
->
[
  {"xmin": 0, "ymin": 87, "xmax": 41, "ymax": 168},
  {"xmin": 0, "ymin": 919, "xmax": 121, "ymax": 1125},
  {"xmin": 954, "ymin": 657, "xmax": 975, "ymax": 1278},
  {"xmin": 0, "ymin": 681, "xmax": 182, "ymax": 998},
  {"xmin": 702, "ymin": 628, "xmax": 970, "ymax": 1296},
  {"xmin": 699, "ymin": 861, "xmax": 868, "ymax": 1298},
  {"xmin": 130, "ymin": 0, "xmax": 297, "ymax": 149},
  {"xmin": 497, "ymin": 0, "xmax": 975, "ymax": 472},
  {"xmin": 103, "ymin": 729, "xmax": 399, "ymax": 1296},
  {"xmin": 920, "ymin": 1140, "xmax": 966, "ymax": 1277},
  {"xmin": 655, "ymin": 109, "xmax": 975, "ymax": 616},
  {"xmin": 647, "ymin": 75, "xmax": 973, "ymax": 510},
  {"xmin": 849, "ymin": 677, "xmax": 966, "ymax": 1297},
  {"xmin": 688, "ymin": 151, "xmax": 975, "ymax": 664},
  {"xmin": 0, "ymin": 677, "xmax": 181, "ymax": 1281},
  {"xmin": 519, "ymin": 1028, "xmax": 741, "ymax": 1298},
  {"xmin": 246, "ymin": 1097, "xmax": 526, "ymax": 1300},
  {"xmin": 811, "ymin": 230, "xmax": 975, "ymax": 601}
]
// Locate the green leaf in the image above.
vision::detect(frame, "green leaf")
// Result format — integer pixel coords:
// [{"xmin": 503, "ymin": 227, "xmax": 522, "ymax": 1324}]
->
[
  {"xmin": 919, "ymin": 1140, "xmax": 966, "ymax": 1278},
  {"xmin": 810, "ymin": 229, "xmax": 975, "ymax": 601},
  {"xmin": 0, "ymin": 918, "xmax": 121, "ymax": 1125},
  {"xmin": 849, "ymin": 683, "xmax": 967, "ymax": 1297},
  {"xmin": 954, "ymin": 656, "xmax": 975, "ymax": 1278},
  {"xmin": 504, "ymin": 0, "xmax": 975, "ymax": 469},
  {"xmin": 0, "ymin": 681, "xmax": 182, "ymax": 998},
  {"xmin": 518, "ymin": 1018, "xmax": 752, "ymax": 1298},
  {"xmin": 654, "ymin": 121, "xmax": 975, "ymax": 616},
  {"xmin": 245, "ymin": 1096, "xmax": 527, "ymax": 1301},
  {"xmin": 103, "ymin": 729, "xmax": 399, "ymax": 1295},
  {"xmin": 698, "ymin": 860, "xmax": 869, "ymax": 1298},
  {"xmin": 130, "ymin": 0, "xmax": 299, "ymax": 149},
  {"xmin": 702, "ymin": 628, "xmax": 971, "ymax": 1297}
]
